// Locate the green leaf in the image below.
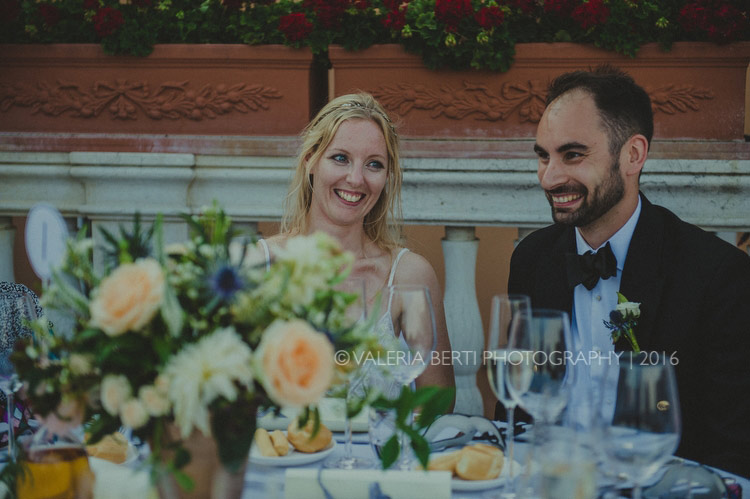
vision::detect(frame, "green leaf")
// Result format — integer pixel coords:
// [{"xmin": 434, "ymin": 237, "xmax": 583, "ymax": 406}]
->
[{"xmin": 380, "ymin": 435, "xmax": 400, "ymax": 469}]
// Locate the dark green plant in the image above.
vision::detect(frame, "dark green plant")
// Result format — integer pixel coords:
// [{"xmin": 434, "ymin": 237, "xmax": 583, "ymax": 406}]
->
[{"xmin": 0, "ymin": 0, "xmax": 748, "ymax": 70}]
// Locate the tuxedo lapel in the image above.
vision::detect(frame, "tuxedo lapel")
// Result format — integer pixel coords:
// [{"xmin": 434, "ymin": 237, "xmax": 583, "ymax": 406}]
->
[
  {"xmin": 535, "ymin": 226, "xmax": 575, "ymax": 316},
  {"xmin": 618, "ymin": 195, "xmax": 665, "ymax": 351}
]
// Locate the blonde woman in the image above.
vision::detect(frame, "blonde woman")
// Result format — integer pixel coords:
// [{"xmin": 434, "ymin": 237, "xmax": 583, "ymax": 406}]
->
[{"xmin": 263, "ymin": 93, "xmax": 454, "ymax": 391}]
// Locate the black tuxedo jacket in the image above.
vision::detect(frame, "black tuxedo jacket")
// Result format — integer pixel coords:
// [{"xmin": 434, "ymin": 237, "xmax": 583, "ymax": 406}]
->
[{"xmin": 507, "ymin": 194, "xmax": 750, "ymax": 477}]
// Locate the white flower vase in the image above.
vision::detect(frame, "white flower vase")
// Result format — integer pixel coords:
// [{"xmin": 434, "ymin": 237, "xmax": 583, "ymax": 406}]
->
[{"xmin": 155, "ymin": 424, "xmax": 247, "ymax": 499}]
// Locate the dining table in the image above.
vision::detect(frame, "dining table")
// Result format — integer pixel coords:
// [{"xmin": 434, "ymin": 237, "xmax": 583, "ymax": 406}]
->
[{"xmin": 88, "ymin": 420, "xmax": 750, "ymax": 499}]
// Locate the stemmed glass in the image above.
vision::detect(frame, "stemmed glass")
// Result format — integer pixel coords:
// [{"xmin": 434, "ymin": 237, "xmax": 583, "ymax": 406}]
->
[
  {"xmin": 486, "ymin": 294, "xmax": 530, "ymax": 497},
  {"xmin": 324, "ymin": 277, "xmax": 374, "ymax": 470},
  {"xmin": 598, "ymin": 352, "xmax": 681, "ymax": 499},
  {"xmin": 0, "ymin": 294, "xmax": 38, "ymax": 463},
  {"xmin": 506, "ymin": 309, "xmax": 572, "ymax": 427},
  {"xmin": 383, "ymin": 284, "xmax": 437, "ymax": 470}
]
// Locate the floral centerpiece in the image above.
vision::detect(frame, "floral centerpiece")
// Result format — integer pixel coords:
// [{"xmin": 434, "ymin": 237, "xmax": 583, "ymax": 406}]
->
[
  {"xmin": 10, "ymin": 203, "xmax": 451, "ymax": 496},
  {"xmin": 0, "ymin": 0, "xmax": 747, "ymax": 70}
]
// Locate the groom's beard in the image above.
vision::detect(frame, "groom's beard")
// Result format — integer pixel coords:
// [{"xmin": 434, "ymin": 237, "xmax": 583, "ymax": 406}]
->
[{"xmin": 546, "ymin": 158, "xmax": 625, "ymax": 227}]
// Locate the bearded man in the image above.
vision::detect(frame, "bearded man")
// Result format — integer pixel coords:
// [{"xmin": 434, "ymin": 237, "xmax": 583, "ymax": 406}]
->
[{"xmin": 506, "ymin": 65, "xmax": 750, "ymax": 477}]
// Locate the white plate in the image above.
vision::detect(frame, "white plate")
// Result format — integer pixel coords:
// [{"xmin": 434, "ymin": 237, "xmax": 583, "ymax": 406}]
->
[
  {"xmin": 430, "ymin": 446, "xmax": 521, "ymax": 492},
  {"xmin": 249, "ymin": 438, "xmax": 336, "ymax": 467}
]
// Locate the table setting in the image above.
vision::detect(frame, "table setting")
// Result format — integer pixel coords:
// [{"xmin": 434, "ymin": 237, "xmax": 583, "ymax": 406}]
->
[{"xmin": 1, "ymin": 203, "xmax": 748, "ymax": 498}]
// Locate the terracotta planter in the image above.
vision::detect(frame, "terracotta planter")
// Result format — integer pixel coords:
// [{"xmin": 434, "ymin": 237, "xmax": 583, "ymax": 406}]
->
[
  {"xmin": 155, "ymin": 425, "xmax": 248, "ymax": 499},
  {"xmin": 328, "ymin": 42, "xmax": 750, "ymax": 142},
  {"xmin": 0, "ymin": 44, "xmax": 313, "ymax": 137}
]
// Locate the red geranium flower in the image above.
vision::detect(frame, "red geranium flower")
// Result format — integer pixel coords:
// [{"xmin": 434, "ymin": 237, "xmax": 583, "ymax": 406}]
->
[
  {"xmin": 279, "ymin": 12, "xmax": 313, "ymax": 42},
  {"xmin": 382, "ymin": 2, "xmax": 407, "ymax": 31},
  {"xmin": 93, "ymin": 7, "xmax": 124, "ymax": 38},
  {"xmin": 475, "ymin": 6, "xmax": 504, "ymax": 29},
  {"xmin": 571, "ymin": 0, "xmax": 610, "ymax": 29},
  {"xmin": 83, "ymin": 0, "xmax": 99, "ymax": 10},
  {"xmin": 435, "ymin": 0, "xmax": 473, "ymax": 32},
  {"xmin": 679, "ymin": 0, "xmax": 748, "ymax": 43},
  {"xmin": 303, "ymin": 0, "xmax": 348, "ymax": 30},
  {"xmin": 38, "ymin": 4, "xmax": 61, "ymax": 28}
]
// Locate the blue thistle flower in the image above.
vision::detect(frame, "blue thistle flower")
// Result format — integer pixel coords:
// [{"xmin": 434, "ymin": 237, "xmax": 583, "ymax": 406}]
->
[{"xmin": 210, "ymin": 265, "xmax": 244, "ymax": 301}]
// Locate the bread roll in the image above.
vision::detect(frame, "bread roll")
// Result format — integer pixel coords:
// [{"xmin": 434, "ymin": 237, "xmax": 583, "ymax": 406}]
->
[
  {"xmin": 427, "ymin": 448, "xmax": 463, "ymax": 472},
  {"xmin": 286, "ymin": 419, "xmax": 332, "ymax": 453},
  {"xmin": 86, "ymin": 432, "xmax": 129, "ymax": 464},
  {"xmin": 254, "ymin": 428, "xmax": 278, "ymax": 457},
  {"xmin": 455, "ymin": 444, "xmax": 504, "ymax": 481},
  {"xmin": 270, "ymin": 429, "xmax": 290, "ymax": 456}
]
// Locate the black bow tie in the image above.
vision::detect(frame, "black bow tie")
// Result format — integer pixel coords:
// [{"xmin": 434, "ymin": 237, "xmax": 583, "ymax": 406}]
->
[{"xmin": 565, "ymin": 242, "xmax": 617, "ymax": 290}]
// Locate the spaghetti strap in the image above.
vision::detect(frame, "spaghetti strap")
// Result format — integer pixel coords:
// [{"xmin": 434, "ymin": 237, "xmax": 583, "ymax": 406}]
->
[
  {"xmin": 387, "ymin": 248, "xmax": 409, "ymax": 286},
  {"xmin": 258, "ymin": 239, "xmax": 271, "ymax": 272}
]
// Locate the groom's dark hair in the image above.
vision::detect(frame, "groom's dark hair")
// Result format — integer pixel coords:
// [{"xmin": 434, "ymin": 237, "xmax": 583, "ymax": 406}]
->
[{"xmin": 545, "ymin": 65, "xmax": 654, "ymax": 156}]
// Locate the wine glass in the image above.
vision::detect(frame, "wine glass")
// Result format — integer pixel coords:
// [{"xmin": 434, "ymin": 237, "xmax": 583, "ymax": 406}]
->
[
  {"xmin": 324, "ymin": 277, "xmax": 374, "ymax": 470},
  {"xmin": 486, "ymin": 294, "xmax": 530, "ymax": 497},
  {"xmin": 383, "ymin": 284, "xmax": 437, "ymax": 469},
  {"xmin": 598, "ymin": 352, "xmax": 681, "ymax": 499},
  {"xmin": 506, "ymin": 309, "xmax": 572, "ymax": 427}
]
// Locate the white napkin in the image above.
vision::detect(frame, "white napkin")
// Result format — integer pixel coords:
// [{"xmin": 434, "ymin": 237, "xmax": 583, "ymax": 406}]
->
[{"xmin": 285, "ymin": 469, "xmax": 452, "ymax": 499}]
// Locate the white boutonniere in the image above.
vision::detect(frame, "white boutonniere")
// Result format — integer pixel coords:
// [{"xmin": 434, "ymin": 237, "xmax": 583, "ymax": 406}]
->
[{"xmin": 603, "ymin": 292, "xmax": 641, "ymax": 353}]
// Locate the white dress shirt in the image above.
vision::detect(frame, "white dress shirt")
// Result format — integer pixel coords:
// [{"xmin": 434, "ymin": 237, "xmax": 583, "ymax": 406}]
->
[{"xmin": 567, "ymin": 197, "xmax": 642, "ymax": 428}]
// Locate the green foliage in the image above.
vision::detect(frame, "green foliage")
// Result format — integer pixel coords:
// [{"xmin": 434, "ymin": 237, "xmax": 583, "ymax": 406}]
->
[
  {"xmin": 371, "ymin": 385, "xmax": 455, "ymax": 469},
  {"xmin": 1, "ymin": 0, "xmax": 748, "ymax": 70}
]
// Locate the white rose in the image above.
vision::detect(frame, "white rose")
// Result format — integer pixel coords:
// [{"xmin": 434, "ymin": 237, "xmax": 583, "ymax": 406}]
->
[
  {"xmin": 69, "ymin": 354, "xmax": 93, "ymax": 375},
  {"xmin": 154, "ymin": 374, "xmax": 170, "ymax": 395},
  {"xmin": 120, "ymin": 398, "xmax": 149, "ymax": 429},
  {"xmin": 139, "ymin": 385, "xmax": 170, "ymax": 417},
  {"xmin": 101, "ymin": 375, "xmax": 132, "ymax": 416},
  {"xmin": 616, "ymin": 301, "xmax": 641, "ymax": 319}
]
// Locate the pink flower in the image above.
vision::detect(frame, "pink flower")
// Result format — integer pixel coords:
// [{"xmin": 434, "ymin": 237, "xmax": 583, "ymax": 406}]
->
[
  {"xmin": 255, "ymin": 320, "xmax": 334, "ymax": 408},
  {"xmin": 89, "ymin": 258, "xmax": 165, "ymax": 336}
]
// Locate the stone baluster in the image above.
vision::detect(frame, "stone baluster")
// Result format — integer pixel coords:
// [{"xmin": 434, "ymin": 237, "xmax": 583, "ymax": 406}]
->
[{"xmin": 441, "ymin": 225, "xmax": 483, "ymax": 415}]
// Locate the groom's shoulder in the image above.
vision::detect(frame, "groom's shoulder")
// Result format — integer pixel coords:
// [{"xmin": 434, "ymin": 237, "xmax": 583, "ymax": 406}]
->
[{"xmin": 650, "ymin": 203, "xmax": 749, "ymax": 269}]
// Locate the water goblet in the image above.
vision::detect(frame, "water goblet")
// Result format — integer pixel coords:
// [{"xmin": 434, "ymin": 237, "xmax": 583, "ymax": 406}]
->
[
  {"xmin": 324, "ymin": 277, "xmax": 374, "ymax": 470},
  {"xmin": 598, "ymin": 352, "xmax": 681, "ymax": 499},
  {"xmin": 382, "ymin": 284, "xmax": 437, "ymax": 470},
  {"xmin": 486, "ymin": 294, "xmax": 530, "ymax": 497}
]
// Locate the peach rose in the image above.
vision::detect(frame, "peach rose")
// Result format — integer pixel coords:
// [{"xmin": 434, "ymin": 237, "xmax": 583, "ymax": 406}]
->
[
  {"xmin": 255, "ymin": 320, "xmax": 334, "ymax": 408},
  {"xmin": 90, "ymin": 258, "xmax": 165, "ymax": 336}
]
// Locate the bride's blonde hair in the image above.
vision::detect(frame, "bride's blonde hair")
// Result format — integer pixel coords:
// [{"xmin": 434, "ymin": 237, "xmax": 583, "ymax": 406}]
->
[{"xmin": 281, "ymin": 93, "xmax": 403, "ymax": 250}]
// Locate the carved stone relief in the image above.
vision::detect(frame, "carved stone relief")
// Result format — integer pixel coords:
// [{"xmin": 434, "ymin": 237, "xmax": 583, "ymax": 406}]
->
[
  {"xmin": 0, "ymin": 80, "xmax": 282, "ymax": 121},
  {"xmin": 371, "ymin": 80, "xmax": 714, "ymax": 122}
]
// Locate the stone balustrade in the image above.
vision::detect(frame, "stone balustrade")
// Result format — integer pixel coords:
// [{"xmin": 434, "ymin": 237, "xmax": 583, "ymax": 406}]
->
[{"xmin": 1, "ymin": 139, "xmax": 748, "ymax": 415}]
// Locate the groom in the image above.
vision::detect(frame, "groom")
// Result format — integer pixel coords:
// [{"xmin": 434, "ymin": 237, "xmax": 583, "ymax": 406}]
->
[{"xmin": 507, "ymin": 65, "xmax": 750, "ymax": 477}]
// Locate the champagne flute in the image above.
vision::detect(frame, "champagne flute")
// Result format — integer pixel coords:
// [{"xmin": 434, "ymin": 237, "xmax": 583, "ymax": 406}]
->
[
  {"xmin": 598, "ymin": 352, "xmax": 681, "ymax": 499},
  {"xmin": 486, "ymin": 294, "xmax": 530, "ymax": 497},
  {"xmin": 383, "ymin": 284, "xmax": 436, "ymax": 470},
  {"xmin": 324, "ymin": 277, "xmax": 374, "ymax": 469}
]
